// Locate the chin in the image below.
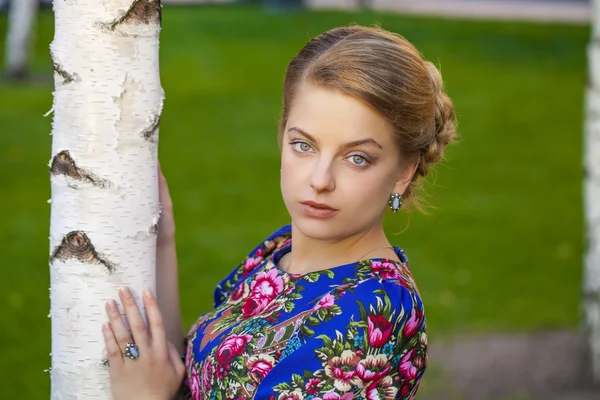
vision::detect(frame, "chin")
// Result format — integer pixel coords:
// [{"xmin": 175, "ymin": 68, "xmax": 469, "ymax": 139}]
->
[{"xmin": 291, "ymin": 215, "xmax": 350, "ymax": 242}]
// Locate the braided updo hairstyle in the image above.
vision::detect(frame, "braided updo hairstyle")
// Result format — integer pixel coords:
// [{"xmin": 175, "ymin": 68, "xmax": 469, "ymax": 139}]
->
[{"xmin": 278, "ymin": 25, "xmax": 457, "ymax": 210}]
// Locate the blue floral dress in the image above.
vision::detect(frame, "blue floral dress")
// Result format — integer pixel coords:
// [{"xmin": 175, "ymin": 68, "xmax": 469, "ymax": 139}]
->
[{"xmin": 183, "ymin": 225, "xmax": 427, "ymax": 400}]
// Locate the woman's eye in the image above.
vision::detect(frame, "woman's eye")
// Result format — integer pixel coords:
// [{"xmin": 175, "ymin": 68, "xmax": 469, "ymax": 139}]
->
[
  {"xmin": 349, "ymin": 154, "xmax": 368, "ymax": 166},
  {"xmin": 292, "ymin": 141, "xmax": 312, "ymax": 152},
  {"xmin": 300, "ymin": 143, "xmax": 311, "ymax": 152}
]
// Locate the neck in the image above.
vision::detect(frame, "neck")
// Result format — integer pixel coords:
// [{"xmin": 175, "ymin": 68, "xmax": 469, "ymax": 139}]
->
[{"xmin": 280, "ymin": 220, "xmax": 395, "ymax": 275}]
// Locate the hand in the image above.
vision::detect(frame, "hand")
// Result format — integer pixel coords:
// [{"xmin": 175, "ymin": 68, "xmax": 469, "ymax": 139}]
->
[
  {"xmin": 157, "ymin": 162, "xmax": 175, "ymax": 247},
  {"xmin": 103, "ymin": 287, "xmax": 185, "ymax": 400}
]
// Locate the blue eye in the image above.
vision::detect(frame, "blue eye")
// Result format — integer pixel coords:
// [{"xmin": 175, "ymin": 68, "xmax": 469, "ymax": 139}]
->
[
  {"xmin": 300, "ymin": 143, "xmax": 311, "ymax": 152},
  {"xmin": 291, "ymin": 141, "xmax": 312, "ymax": 153},
  {"xmin": 348, "ymin": 154, "xmax": 369, "ymax": 166}
]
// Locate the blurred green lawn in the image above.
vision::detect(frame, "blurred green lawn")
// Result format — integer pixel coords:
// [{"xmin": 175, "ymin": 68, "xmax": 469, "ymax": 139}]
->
[{"xmin": 0, "ymin": 3, "xmax": 589, "ymax": 398}]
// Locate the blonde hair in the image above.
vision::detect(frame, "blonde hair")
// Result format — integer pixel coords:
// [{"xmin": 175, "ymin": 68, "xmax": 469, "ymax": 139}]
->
[{"xmin": 278, "ymin": 25, "xmax": 457, "ymax": 210}]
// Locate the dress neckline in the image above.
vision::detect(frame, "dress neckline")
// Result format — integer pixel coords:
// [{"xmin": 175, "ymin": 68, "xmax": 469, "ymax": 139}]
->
[{"xmin": 270, "ymin": 240, "xmax": 408, "ymax": 279}]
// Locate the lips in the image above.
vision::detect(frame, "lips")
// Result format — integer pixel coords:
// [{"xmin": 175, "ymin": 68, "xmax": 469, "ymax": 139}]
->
[
  {"xmin": 298, "ymin": 201, "xmax": 339, "ymax": 218},
  {"xmin": 300, "ymin": 201, "xmax": 338, "ymax": 211}
]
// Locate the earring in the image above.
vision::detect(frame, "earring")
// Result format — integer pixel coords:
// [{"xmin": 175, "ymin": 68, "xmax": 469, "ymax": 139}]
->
[{"xmin": 388, "ymin": 192, "xmax": 402, "ymax": 213}]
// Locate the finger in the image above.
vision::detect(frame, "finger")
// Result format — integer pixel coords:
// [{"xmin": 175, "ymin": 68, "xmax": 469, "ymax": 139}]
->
[
  {"xmin": 105, "ymin": 299, "xmax": 134, "ymax": 353},
  {"xmin": 167, "ymin": 341, "xmax": 186, "ymax": 379},
  {"xmin": 102, "ymin": 322, "xmax": 124, "ymax": 369},
  {"xmin": 142, "ymin": 288, "xmax": 167, "ymax": 355},
  {"xmin": 118, "ymin": 287, "xmax": 150, "ymax": 349}
]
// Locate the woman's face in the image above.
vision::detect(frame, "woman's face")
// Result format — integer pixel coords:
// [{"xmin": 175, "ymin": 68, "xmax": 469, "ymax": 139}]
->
[{"xmin": 280, "ymin": 82, "xmax": 416, "ymax": 242}]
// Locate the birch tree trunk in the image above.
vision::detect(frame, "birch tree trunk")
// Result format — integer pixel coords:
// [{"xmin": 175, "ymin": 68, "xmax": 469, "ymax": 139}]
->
[
  {"xmin": 48, "ymin": 0, "xmax": 164, "ymax": 398},
  {"xmin": 585, "ymin": 0, "xmax": 600, "ymax": 385},
  {"xmin": 5, "ymin": 0, "xmax": 38, "ymax": 79}
]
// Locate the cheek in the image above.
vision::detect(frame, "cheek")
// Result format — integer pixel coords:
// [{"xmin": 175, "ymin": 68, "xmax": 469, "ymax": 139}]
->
[
  {"xmin": 338, "ymin": 169, "xmax": 395, "ymax": 209},
  {"xmin": 345, "ymin": 175, "xmax": 387, "ymax": 204},
  {"xmin": 280, "ymin": 149, "xmax": 299, "ymax": 199}
]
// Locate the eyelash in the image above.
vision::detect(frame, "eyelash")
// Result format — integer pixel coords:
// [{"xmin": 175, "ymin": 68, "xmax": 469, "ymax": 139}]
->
[{"xmin": 289, "ymin": 140, "xmax": 372, "ymax": 168}]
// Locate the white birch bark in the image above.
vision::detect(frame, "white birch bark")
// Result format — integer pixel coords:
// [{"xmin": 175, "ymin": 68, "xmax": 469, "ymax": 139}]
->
[
  {"xmin": 48, "ymin": 0, "xmax": 163, "ymax": 398},
  {"xmin": 585, "ymin": 0, "xmax": 600, "ymax": 385},
  {"xmin": 5, "ymin": 0, "xmax": 38, "ymax": 79}
]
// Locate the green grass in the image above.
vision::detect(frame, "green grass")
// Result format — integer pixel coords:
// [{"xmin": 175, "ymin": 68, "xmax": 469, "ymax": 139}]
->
[{"xmin": 0, "ymin": 3, "xmax": 589, "ymax": 398}]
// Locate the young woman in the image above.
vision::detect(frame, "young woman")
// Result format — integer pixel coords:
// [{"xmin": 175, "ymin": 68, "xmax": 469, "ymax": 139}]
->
[{"xmin": 102, "ymin": 25, "xmax": 457, "ymax": 400}]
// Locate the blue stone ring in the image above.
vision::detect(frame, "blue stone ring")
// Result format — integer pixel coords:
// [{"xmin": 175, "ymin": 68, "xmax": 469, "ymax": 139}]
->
[{"xmin": 124, "ymin": 342, "xmax": 140, "ymax": 360}]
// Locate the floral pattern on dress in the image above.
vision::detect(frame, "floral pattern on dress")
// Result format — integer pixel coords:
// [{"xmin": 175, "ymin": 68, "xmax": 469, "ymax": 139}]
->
[{"xmin": 183, "ymin": 225, "xmax": 427, "ymax": 400}]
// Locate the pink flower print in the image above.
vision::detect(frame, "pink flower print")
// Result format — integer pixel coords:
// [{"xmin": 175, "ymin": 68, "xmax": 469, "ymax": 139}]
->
[
  {"xmin": 324, "ymin": 350, "xmax": 362, "ymax": 391},
  {"xmin": 399, "ymin": 349, "xmax": 418, "ymax": 381},
  {"xmin": 243, "ymin": 255, "xmax": 264, "ymax": 276},
  {"xmin": 188, "ymin": 364, "xmax": 202, "ymax": 396},
  {"xmin": 242, "ymin": 296, "xmax": 270, "ymax": 318},
  {"xmin": 356, "ymin": 354, "xmax": 391, "ymax": 382},
  {"xmin": 321, "ymin": 393, "xmax": 355, "ymax": 400},
  {"xmin": 314, "ymin": 294, "xmax": 335, "ymax": 311},
  {"xmin": 277, "ymin": 390, "xmax": 304, "ymax": 400},
  {"xmin": 229, "ymin": 282, "xmax": 248, "ymax": 305},
  {"xmin": 367, "ymin": 314, "xmax": 393, "ymax": 348},
  {"xmin": 215, "ymin": 362, "xmax": 230, "ymax": 379},
  {"xmin": 252, "ymin": 268, "xmax": 284, "ymax": 299},
  {"xmin": 215, "ymin": 334, "xmax": 252, "ymax": 365},
  {"xmin": 242, "ymin": 269, "xmax": 284, "ymax": 317},
  {"xmin": 365, "ymin": 376, "xmax": 398, "ymax": 400},
  {"xmin": 402, "ymin": 309, "xmax": 423, "ymax": 339},
  {"xmin": 201, "ymin": 358, "xmax": 214, "ymax": 393},
  {"xmin": 246, "ymin": 354, "xmax": 275, "ymax": 385},
  {"xmin": 305, "ymin": 378, "xmax": 321, "ymax": 395},
  {"xmin": 370, "ymin": 261, "xmax": 400, "ymax": 280}
]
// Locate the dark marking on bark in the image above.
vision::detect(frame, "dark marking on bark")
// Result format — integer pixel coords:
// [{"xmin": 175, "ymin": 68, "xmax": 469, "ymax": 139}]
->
[
  {"xmin": 108, "ymin": 0, "xmax": 162, "ymax": 30},
  {"xmin": 149, "ymin": 221, "xmax": 159, "ymax": 235},
  {"xmin": 52, "ymin": 62, "xmax": 79, "ymax": 85},
  {"xmin": 101, "ymin": 356, "xmax": 110, "ymax": 368},
  {"xmin": 141, "ymin": 114, "xmax": 161, "ymax": 141},
  {"xmin": 50, "ymin": 231, "xmax": 116, "ymax": 273},
  {"xmin": 50, "ymin": 150, "xmax": 110, "ymax": 188}
]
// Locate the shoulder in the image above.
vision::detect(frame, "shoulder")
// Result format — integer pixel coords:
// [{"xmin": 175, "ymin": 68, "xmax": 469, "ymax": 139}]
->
[
  {"xmin": 261, "ymin": 277, "xmax": 428, "ymax": 399},
  {"xmin": 346, "ymin": 253, "xmax": 423, "ymax": 308},
  {"xmin": 213, "ymin": 224, "xmax": 291, "ymax": 307},
  {"xmin": 246, "ymin": 224, "xmax": 292, "ymax": 260},
  {"xmin": 294, "ymin": 276, "xmax": 426, "ymax": 353},
  {"xmin": 332, "ymin": 276, "xmax": 425, "ymax": 334}
]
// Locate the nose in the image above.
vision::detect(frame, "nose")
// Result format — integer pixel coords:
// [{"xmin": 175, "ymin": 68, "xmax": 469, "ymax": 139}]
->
[{"xmin": 309, "ymin": 157, "xmax": 336, "ymax": 193}]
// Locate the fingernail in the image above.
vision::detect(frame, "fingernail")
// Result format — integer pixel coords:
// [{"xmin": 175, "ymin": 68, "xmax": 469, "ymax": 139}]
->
[
  {"xmin": 106, "ymin": 300, "xmax": 117, "ymax": 312},
  {"xmin": 102, "ymin": 322, "xmax": 110, "ymax": 332},
  {"xmin": 119, "ymin": 287, "xmax": 131, "ymax": 298},
  {"xmin": 143, "ymin": 288, "xmax": 154, "ymax": 299}
]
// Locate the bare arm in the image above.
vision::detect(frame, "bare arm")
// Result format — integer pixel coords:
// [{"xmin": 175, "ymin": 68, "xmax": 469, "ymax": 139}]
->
[
  {"xmin": 155, "ymin": 163, "xmax": 185, "ymax": 356},
  {"xmin": 156, "ymin": 241, "xmax": 186, "ymax": 356}
]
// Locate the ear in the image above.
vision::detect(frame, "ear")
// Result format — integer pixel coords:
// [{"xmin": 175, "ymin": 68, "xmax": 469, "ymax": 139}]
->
[{"xmin": 392, "ymin": 158, "xmax": 419, "ymax": 195}]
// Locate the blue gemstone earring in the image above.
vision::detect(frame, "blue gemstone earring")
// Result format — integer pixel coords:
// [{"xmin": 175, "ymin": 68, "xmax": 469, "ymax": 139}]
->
[{"xmin": 388, "ymin": 192, "xmax": 403, "ymax": 213}]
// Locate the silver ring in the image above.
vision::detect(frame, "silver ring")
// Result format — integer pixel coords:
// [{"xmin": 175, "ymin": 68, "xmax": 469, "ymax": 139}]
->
[{"xmin": 124, "ymin": 342, "xmax": 140, "ymax": 360}]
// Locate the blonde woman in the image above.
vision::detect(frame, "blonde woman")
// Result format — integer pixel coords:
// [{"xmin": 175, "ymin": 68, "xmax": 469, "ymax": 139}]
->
[{"xmin": 102, "ymin": 25, "xmax": 457, "ymax": 400}]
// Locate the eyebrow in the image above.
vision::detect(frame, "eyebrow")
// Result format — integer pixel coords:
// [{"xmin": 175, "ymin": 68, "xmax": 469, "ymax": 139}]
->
[{"xmin": 287, "ymin": 127, "xmax": 383, "ymax": 150}]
